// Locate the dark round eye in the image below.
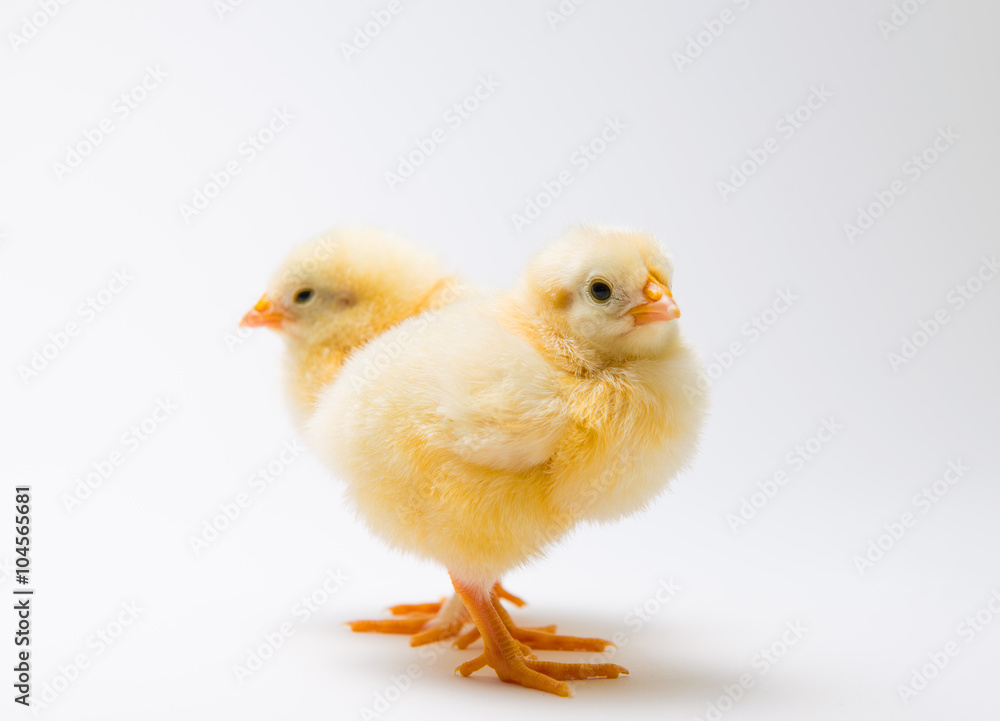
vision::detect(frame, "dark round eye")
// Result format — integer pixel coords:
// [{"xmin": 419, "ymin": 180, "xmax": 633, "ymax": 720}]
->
[
  {"xmin": 294, "ymin": 288, "xmax": 314, "ymax": 304},
  {"xmin": 589, "ymin": 281, "xmax": 612, "ymax": 302}
]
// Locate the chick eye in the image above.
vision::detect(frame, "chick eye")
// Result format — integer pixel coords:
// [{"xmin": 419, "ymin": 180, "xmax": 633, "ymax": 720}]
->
[
  {"xmin": 294, "ymin": 288, "xmax": 314, "ymax": 304},
  {"xmin": 589, "ymin": 281, "xmax": 612, "ymax": 302}
]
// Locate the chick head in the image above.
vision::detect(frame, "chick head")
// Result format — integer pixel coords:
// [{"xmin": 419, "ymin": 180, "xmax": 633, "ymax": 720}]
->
[
  {"xmin": 522, "ymin": 226, "xmax": 682, "ymax": 361},
  {"xmin": 240, "ymin": 227, "xmax": 448, "ymax": 350}
]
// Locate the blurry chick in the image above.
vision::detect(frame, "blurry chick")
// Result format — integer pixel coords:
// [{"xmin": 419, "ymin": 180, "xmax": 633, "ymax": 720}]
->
[
  {"xmin": 239, "ymin": 227, "xmax": 456, "ymax": 430},
  {"xmin": 308, "ymin": 226, "xmax": 707, "ymax": 696},
  {"xmin": 239, "ymin": 228, "xmax": 522, "ymax": 643}
]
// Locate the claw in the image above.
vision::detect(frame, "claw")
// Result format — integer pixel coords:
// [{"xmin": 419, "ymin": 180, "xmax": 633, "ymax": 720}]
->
[{"xmin": 451, "ymin": 579, "xmax": 628, "ymax": 696}]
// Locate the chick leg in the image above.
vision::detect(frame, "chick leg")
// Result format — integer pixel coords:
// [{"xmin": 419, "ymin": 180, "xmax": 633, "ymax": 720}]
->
[
  {"xmin": 347, "ymin": 582, "xmax": 525, "ymax": 646},
  {"xmin": 387, "ymin": 582, "xmax": 524, "ymax": 617},
  {"xmin": 452, "ymin": 577, "xmax": 627, "ymax": 697},
  {"xmin": 454, "ymin": 599, "xmax": 611, "ymax": 652}
]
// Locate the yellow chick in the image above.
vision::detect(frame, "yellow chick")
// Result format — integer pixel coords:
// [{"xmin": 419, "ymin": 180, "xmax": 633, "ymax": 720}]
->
[
  {"xmin": 239, "ymin": 227, "xmax": 457, "ymax": 430},
  {"xmin": 308, "ymin": 226, "xmax": 707, "ymax": 695},
  {"xmin": 239, "ymin": 228, "xmax": 523, "ymax": 644}
]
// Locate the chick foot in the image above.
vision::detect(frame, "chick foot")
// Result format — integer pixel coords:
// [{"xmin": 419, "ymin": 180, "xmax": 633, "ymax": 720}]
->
[
  {"xmin": 454, "ymin": 596, "xmax": 611, "ymax": 652},
  {"xmin": 452, "ymin": 579, "xmax": 627, "ymax": 697},
  {"xmin": 347, "ymin": 583, "xmax": 525, "ymax": 647}
]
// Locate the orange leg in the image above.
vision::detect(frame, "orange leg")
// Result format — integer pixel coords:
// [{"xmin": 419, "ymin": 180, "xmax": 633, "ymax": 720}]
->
[
  {"xmin": 454, "ymin": 598, "xmax": 611, "ymax": 652},
  {"xmin": 347, "ymin": 582, "xmax": 523, "ymax": 647},
  {"xmin": 451, "ymin": 577, "xmax": 627, "ymax": 697}
]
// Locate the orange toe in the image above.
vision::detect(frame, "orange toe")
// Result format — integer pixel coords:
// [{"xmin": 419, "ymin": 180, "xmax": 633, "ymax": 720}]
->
[
  {"xmin": 509, "ymin": 626, "xmax": 611, "ymax": 652},
  {"xmin": 411, "ymin": 622, "xmax": 464, "ymax": 647},
  {"xmin": 348, "ymin": 616, "xmax": 431, "ymax": 634},
  {"xmin": 388, "ymin": 601, "xmax": 444, "ymax": 616},
  {"xmin": 451, "ymin": 579, "xmax": 628, "ymax": 697},
  {"xmin": 349, "ymin": 591, "xmax": 472, "ymax": 644},
  {"xmin": 349, "ymin": 584, "xmax": 527, "ymax": 646},
  {"xmin": 495, "ymin": 584, "xmax": 526, "ymax": 608},
  {"xmin": 525, "ymin": 658, "xmax": 627, "ymax": 680}
]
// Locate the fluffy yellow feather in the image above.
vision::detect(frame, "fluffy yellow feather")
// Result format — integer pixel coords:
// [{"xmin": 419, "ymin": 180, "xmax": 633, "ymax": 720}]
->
[
  {"xmin": 308, "ymin": 225, "xmax": 707, "ymax": 695},
  {"xmin": 240, "ymin": 227, "xmax": 458, "ymax": 429}
]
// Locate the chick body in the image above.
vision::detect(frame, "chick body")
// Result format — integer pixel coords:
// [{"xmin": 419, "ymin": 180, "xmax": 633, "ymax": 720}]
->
[{"xmin": 309, "ymin": 227, "xmax": 706, "ymax": 589}]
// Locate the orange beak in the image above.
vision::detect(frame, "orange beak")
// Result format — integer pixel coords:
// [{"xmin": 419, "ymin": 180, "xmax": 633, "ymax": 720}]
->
[
  {"xmin": 628, "ymin": 277, "xmax": 680, "ymax": 325},
  {"xmin": 239, "ymin": 294, "xmax": 289, "ymax": 330}
]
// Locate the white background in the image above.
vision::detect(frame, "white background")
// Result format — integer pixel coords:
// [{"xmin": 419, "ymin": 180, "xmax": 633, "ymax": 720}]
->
[{"xmin": 2, "ymin": 1, "xmax": 998, "ymax": 719}]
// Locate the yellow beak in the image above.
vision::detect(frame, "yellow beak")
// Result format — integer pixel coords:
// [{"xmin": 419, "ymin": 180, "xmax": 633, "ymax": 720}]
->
[
  {"xmin": 628, "ymin": 278, "xmax": 680, "ymax": 324},
  {"xmin": 239, "ymin": 294, "xmax": 289, "ymax": 329}
]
